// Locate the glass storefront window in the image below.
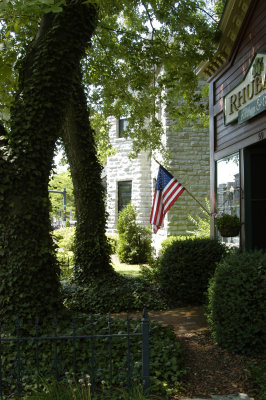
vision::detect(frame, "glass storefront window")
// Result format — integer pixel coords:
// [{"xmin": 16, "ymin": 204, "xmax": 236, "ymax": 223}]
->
[{"xmin": 216, "ymin": 152, "xmax": 240, "ymax": 247}]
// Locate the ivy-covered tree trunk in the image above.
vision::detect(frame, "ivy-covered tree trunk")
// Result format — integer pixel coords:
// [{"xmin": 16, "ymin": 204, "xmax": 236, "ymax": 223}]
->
[
  {"xmin": 0, "ymin": 1, "xmax": 98, "ymax": 320},
  {"xmin": 62, "ymin": 72, "xmax": 113, "ymax": 283}
]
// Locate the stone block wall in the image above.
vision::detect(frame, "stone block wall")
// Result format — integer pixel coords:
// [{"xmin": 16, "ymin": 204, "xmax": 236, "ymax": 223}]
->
[
  {"xmin": 106, "ymin": 117, "xmax": 152, "ymax": 232},
  {"xmin": 105, "ymin": 114, "xmax": 210, "ymax": 252},
  {"xmin": 165, "ymin": 123, "xmax": 210, "ymax": 236}
]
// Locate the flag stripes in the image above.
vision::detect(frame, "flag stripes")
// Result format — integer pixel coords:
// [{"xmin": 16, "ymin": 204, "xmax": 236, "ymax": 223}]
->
[{"xmin": 150, "ymin": 166, "xmax": 185, "ymax": 233}]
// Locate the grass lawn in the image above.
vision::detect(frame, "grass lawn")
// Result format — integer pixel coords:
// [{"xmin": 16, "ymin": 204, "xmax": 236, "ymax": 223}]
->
[
  {"xmin": 111, "ymin": 254, "xmax": 142, "ymax": 277},
  {"xmin": 113, "ymin": 263, "xmax": 141, "ymax": 277}
]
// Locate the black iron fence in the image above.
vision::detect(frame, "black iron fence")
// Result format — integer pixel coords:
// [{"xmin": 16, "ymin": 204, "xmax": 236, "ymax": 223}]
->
[{"xmin": 0, "ymin": 309, "xmax": 150, "ymax": 399}]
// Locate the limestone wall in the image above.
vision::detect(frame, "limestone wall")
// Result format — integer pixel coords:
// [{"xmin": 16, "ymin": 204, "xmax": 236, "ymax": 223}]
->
[
  {"xmin": 165, "ymin": 122, "xmax": 210, "ymax": 236},
  {"xmin": 105, "ymin": 114, "xmax": 210, "ymax": 251},
  {"xmin": 106, "ymin": 117, "xmax": 152, "ymax": 232}
]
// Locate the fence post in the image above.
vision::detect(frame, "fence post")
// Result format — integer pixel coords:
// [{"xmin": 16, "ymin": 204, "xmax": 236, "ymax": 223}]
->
[{"xmin": 142, "ymin": 307, "xmax": 150, "ymax": 396}]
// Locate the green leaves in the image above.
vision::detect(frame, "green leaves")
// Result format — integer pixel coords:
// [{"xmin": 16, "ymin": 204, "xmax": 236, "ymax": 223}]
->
[
  {"xmin": 1, "ymin": 0, "xmax": 220, "ymax": 157},
  {"xmin": 207, "ymin": 250, "xmax": 266, "ymax": 354},
  {"xmin": 158, "ymin": 237, "xmax": 226, "ymax": 306}
]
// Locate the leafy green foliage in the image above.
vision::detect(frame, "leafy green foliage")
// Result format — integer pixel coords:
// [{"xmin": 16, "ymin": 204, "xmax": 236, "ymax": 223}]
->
[
  {"xmin": 1, "ymin": 0, "xmax": 221, "ymax": 158},
  {"xmin": 158, "ymin": 237, "xmax": 226, "ymax": 306},
  {"xmin": 53, "ymin": 227, "xmax": 76, "ymax": 252},
  {"xmin": 52, "ymin": 227, "xmax": 75, "ymax": 281},
  {"xmin": 207, "ymin": 250, "xmax": 266, "ymax": 354},
  {"xmin": 0, "ymin": 1, "xmax": 99, "ymax": 320},
  {"xmin": 214, "ymin": 213, "xmax": 240, "ymax": 237},
  {"xmin": 83, "ymin": 0, "xmax": 220, "ymax": 157},
  {"xmin": 106, "ymin": 233, "xmax": 119, "ymax": 254},
  {"xmin": 63, "ymin": 273, "xmax": 166, "ymax": 313},
  {"xmin": 1, "ymin": 313, "xmax": 184, "ymax": 397},
  {"xmin": 49, "ymin": 171, "xmax": 75, "ymax": 219},
  {"xmin": 117, "ymin": 204, "xmax": 153, "ymax": 264},
  {"xmin": 160, "ymin": 235, "xmax": 191, "ymax": 255},
  {"xmin": 187, "ymin": 199, "xmax": 210, "ymax": 238},
  {"xmin": 20, "ymin": 378, "xmax": 159, "ymax": 399},
  {"xmin": 0, "ymin": 0, "xmax": 221, "ymax": 320},
  {"xmin": 249, "ymin": 360, "xmax": 266, "ymax": 400}
]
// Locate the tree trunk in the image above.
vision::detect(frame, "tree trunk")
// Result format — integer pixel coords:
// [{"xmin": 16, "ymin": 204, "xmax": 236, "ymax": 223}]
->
[
  {"xmin": 62, "ymin": 72, "xmax": 113, "ymax": 283},
  {"xmin": 0, "ymin": 1, "xmax": 98, "ymax": 320}
]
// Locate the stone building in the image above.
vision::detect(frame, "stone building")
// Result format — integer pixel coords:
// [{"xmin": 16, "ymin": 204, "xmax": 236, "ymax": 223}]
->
[{"xmin": 105, "ymin": 111, "xmax": 210, "ymax": 252}]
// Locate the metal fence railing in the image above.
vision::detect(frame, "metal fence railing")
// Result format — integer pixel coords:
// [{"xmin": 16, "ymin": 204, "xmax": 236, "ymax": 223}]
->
[{"xmin": 0, "ymin": 309, "xmax": 150, "ymax": 399}]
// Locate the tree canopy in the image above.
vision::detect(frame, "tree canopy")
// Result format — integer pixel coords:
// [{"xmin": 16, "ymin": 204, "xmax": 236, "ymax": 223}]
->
[
  {"xmin": 1, "ymin": 0, "xmax": 224, "ymax": 157},
  {"xmin": 0, "ymin": 0, "xmax": 226, "ymax": 320}
]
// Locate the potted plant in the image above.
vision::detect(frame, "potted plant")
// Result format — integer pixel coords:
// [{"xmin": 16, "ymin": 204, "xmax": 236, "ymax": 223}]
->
[{"xmin": 214, "ymin": 213, "xmax": 241, "ymax": 237}]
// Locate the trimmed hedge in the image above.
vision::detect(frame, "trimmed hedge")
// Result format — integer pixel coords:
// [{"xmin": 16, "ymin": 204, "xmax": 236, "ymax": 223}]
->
[
  {"xmin": 158, "ymin": 237, "xmax": 226, "ymax": 306},
  {"xmin": 207, "ymin": 250, "xmax": 266, "ymax": 354}
]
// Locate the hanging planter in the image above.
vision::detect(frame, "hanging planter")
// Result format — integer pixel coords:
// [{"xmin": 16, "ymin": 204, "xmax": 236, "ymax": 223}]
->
[{"xmin": 214, "ymin": 213, "xmax": 241, "ymax": 237}]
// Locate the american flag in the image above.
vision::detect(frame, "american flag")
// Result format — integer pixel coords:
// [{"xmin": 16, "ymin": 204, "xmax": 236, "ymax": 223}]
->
[{"xmin": 150, "ymin": 165, "xmax": 185, "ymax": 233}]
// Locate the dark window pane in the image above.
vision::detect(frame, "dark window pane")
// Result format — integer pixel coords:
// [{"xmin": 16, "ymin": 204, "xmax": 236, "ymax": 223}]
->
[
  {"xmin": 118, "ymin": 181, "xmax": 132, "ymax": 212},
  {"xmin": 119, "ymin": 118, "xmax": 129, "ymax": 138}
]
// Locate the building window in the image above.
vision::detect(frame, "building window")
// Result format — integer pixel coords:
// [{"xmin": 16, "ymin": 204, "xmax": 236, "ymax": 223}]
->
[
  {"xmin": 118, "ymin": 181, "xmax": 132, "ymax": 212},
  {"xmin": 118, "ymin": 118, "xmax": 129, "ymax": 138},
  {"xmin": 216, "ymin": 152, "xmax": 240, "ymax": 246}
]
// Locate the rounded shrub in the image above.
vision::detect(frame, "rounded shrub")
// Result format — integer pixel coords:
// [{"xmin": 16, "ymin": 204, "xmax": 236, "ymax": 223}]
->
[
  {"xmin": 158, "ymin": 237, "xmax": 226, "ymax": 306},
  {"xmin": 207, "ymin": 250, "xmax": 266, "ymax": 354}
]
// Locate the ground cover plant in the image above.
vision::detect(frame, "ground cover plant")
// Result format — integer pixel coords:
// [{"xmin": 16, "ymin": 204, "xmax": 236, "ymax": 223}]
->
[
  {"xmin": 18, "ymin": 377, "xmax": 161, "ymax": 399},
  {"xmin": 1, "ymin": 313, "xmax": 184, "ymax": 399},
  {"xmin": 207, "ymin": 250, "xmax": 266, "ymax": 354},
  {"xmin": 63, "ymin": 273, "xmax": 166, "ymax": 313}
]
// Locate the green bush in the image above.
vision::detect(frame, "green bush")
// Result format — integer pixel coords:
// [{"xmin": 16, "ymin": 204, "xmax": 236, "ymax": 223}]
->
[
  {"xmin": 160, "ymin": 235, "xmax": 191, "ymax": 255},
  {"xmin": 52, "ymin": 227, "xmax": 76, "ymax": 252},
  {"xmin": 117, "ymin": 204, "xmax": 153, "ymax": 264},
  {"xmin": 52, "ymin": 227, "xmax": 76, "ymax": 281},
  {"xmin": 65, "ymin": 219, "xmax": 71, "ymax": 227},
  {"xmin": 249, "ymin": 360, "xmax": 266, "ymax": 400},
  {"xmin": 158, "ymin": 237, "xmax": 226, "ymax": 306},
  {"xmin": 207, "ymin": 250, "xmax": 266, "ymax": 354},
  {"xmin": 2, "ymin": 313, "xmax": 184, "ymax": 397},
  {"xmin": 63, "ymin": 273, "xmax": 166, "ymax": 313},
  {"xmin": 106, "ymin": 233, "xmax": 119, "ymax": 254}
]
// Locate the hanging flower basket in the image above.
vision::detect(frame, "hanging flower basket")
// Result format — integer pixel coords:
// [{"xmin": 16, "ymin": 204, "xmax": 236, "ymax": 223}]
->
[{"xmin": 214, "ymin": 213, "xmax": 241, "ymax": 237}]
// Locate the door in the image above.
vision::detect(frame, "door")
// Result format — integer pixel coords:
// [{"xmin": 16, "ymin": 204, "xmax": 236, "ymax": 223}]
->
[{"xmin": 244, "ymin": 140, "xmax": 266, "ymax": 250}]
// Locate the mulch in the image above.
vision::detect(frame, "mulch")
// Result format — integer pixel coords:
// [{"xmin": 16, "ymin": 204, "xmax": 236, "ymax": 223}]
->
[
  {"xmin": 114, "ymin": 307, "xmax": 264, "ymax": 399},
  {"xmin": 174, "ymin": 330, "xmax": 261, "ymax": 399}
]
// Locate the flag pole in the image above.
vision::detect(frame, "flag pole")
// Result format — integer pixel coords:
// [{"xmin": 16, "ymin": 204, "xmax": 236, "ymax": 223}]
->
[{"xmin": 153, "ymin": 158, "xmax": 211, "ymax": 216}]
